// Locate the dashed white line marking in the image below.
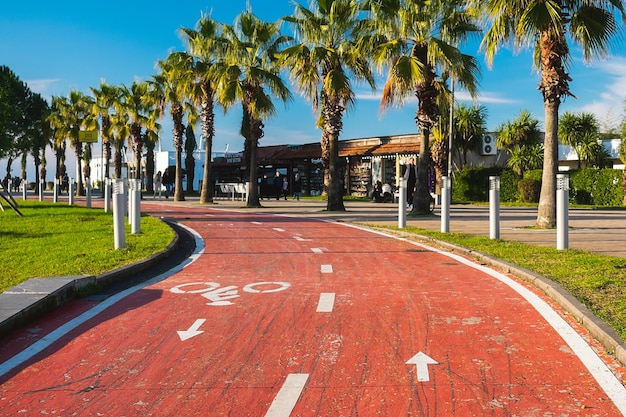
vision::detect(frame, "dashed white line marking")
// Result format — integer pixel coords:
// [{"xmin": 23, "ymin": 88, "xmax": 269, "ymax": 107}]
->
[
  {"xmin": 251, "ymin": 221, "xmax": 263, "ymax": 225},
  {"xmin": 316, "ymin": 293, "xmax": 335, "ymax": 312},
  {"xmin": 320, "ymin": 264, "xmax": 333, "ymax": 274},
  {"xmin": 294, "ymin": 235, "xmax": 311, "ymax": 241},
  {"xmin": 265, "ymin": 373, "xmax": 309, "ymax": 417},
  {"xmin": 311, "ymin": 248, "xmax": 323, "ymax": 254},
  {"xmin": 273, "ymin": 228, "xmax": 285, "ymax": 232}
]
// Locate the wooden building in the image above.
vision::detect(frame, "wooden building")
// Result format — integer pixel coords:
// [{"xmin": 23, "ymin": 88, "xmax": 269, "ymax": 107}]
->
[{"xmin": 211, "ymin": 134, "xmax": 421, "ymax": 197}]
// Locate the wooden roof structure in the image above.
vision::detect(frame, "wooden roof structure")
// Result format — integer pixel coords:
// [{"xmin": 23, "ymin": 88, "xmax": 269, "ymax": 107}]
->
[{"xmin": 258, "ymin": 134, "xmax": 421, "ymax": 165}]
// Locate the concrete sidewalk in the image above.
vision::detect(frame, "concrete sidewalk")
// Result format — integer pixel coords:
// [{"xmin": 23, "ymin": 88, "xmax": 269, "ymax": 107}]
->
[{"xmin": 193, "ymin": 198, "xmax": 626, "ymax": 258}]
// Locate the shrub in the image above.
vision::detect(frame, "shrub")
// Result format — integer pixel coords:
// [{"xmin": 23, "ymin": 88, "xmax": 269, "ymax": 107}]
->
[
  {"xmin": 500, "ymin": 169, "xmax": 521, "ymax": 202},
  {"xmin": 518, "ymin": 179, "xmax": 541, "ymax": 203}
]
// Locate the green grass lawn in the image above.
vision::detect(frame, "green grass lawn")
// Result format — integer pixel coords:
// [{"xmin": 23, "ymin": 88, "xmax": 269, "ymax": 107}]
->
[{"xmin": 0, "ymin": 200, "xmax": 174, "ymax": 290}]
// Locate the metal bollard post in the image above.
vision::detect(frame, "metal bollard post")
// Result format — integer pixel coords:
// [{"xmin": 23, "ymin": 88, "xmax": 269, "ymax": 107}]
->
[
  {"xmin": 398, "ymin": 178, "xmax": 406, "ymax": 228},
  {"xmin": 128, "ymin": 179, "xmax": 133, "ymax": 225},
  {"xmin": 113, "ymin": 179, "xmax": 126, "ymax": 249},
  {"xmin": 39, "ymin": 179, "xmax": 44, "ymax": 202},
  {"xmin": 104, "ymin": 178, "xmax": 111, "ymax": 212},
  {"xmin": 441, "ymin": 176, "xmax": 450, "ymax": 233},
  {"xmin": 68, "ymin": 178, "xmax": 75, "ymax": 205},
  {"xmin": 86, "ymin": 178, "xmax": 91, "ymax": 208},
  {"xmin": 53, "ymin": 178, "xmax": 59, "ymax": 203},
  {"xmin": 22, "ymin": 179, "xmax": 27, "ymax": 201},
  {"xmin": 489, "ymin": 176, "xmax": 500, "ymax": 240},
  {"xmin": 557, "ymin": 174, "xmax": 569, "ymax": 250},
  {"xmin": 130, "ymin": 179, "xmax": 141, "ymax": 234}
]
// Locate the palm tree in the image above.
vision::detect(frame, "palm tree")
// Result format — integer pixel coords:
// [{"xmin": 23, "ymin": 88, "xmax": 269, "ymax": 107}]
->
[
  {"xmin": 109, "ymin": 111, "xmax": 130, "ymax": 179},
  {"xmin": 151, "ymin": 52, "xmax": 197, "ymax": 201},
  {"xmin": 559, "ymin": 111, "xmax": 606, "ymax": 168},
  {"xmin": 454, "ymin": 103, "xmax": 487, "ymax": 166},
  {"xmin": 48, "ymin": 96, "xmax": 68, "ymax": 182},
  {"xmin": 180, "ymin": 14, "xmax": 226, "ymax": 204},
  {"xmin": 117, "ymin": 81, "xmax": 153, "ymax": 183},
  {"xmin": 90, "ymin": 82, "xmax": 120, "ymax": 181},
  {"xmin": 495, "ymin": 110, "xmax": 543, "ymax": 177},
  {"xmin": 217, "ymin": 10, "xmax": 291, "ymax": 207},
  {"xmin": 281, "ymin": 0, "xmax": 375, "ymax": 211},
  {"xmin": 48, "ymin": 91, "xmax": 97, "ymax": 196},
  {"xmin": 482, "ymin": 0, "xmax": 626, "ymax": 227},
  {"xmin": 363, "ymin": 0, "xmax": 481, "ymax": 214}
]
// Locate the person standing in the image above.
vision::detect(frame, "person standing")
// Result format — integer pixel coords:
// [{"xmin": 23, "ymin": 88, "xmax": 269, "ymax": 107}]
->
[
  {"xmin": 162, "ymin": 169, "xmax": 172, "ymax": 199},
  {"xmin": 403, "ymin": 157, "xmax": 417, "ymax": 207},
  {"xmin": 153, "ymin": 171, "xmax": 162, "ymax": 199},
  {"xmin": 293, "ymin": 173, "xmax": 301, "ymax": 200},
  {"xmin": 282, "ymin": 176, "xmax": 289, "ymax": 200},
  {"xmin": 273, "ymin": 171, "xmax": 282, "ymax": 200}
]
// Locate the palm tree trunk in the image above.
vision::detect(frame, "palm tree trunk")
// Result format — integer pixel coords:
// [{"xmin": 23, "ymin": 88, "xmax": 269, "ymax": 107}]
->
[
  {"xmin": 246, "ymin": 116, "xmax": 263, "ymax": 208},
  {"xmin": 74, "ymin": 142, "xmax": 84, "ymax": 196},
  {"xmin": 322, "ymin": 95, "xmax": 345, "ymax": 212},
  {"xmin": 327, "ymin": 133, "xmax": 345, "ymax": 211},
  {"xmin": 537, "ymin": 100, "xmax": 559, "ymax": 228},
  {"xmin": 413, "ymin": 130, "xmax": 432, "ymax": 213},
  {"xmin": 200, "ymin": 93, "xmax": 215, "ymax": 204}
]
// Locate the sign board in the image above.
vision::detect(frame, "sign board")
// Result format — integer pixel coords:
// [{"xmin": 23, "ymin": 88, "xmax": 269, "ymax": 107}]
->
[{"xmin": 79, "ymin": 130, "xmax": 98, "ymax": 143}]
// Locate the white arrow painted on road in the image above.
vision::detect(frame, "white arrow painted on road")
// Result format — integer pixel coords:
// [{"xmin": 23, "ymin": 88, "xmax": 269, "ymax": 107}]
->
[
  {"xmin": 177, "ymin": 319, "xmax": 206, "ymax": 341},
  {"xmin": 406, "ymin": 352, "xmax": 438, "ymax": 382}
]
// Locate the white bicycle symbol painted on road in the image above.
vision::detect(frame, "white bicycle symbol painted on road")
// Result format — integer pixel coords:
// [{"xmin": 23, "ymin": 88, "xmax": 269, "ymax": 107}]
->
[{"xmin": 170, "ymin": 281, "xmax": 291, "ymax": 306}]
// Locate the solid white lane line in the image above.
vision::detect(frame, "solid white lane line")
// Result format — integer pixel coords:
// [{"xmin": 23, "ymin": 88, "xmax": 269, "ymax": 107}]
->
[
  {"xmin": 320, "ymin": 264, "xmax": 333, "ymax": 274},
  {"xmin": 316, "ymin": 293, "xmax": 335, "ymax": 313},
  {"xmin": 264, "ymin": 373, "xmax": 309, "ymax": 417}
]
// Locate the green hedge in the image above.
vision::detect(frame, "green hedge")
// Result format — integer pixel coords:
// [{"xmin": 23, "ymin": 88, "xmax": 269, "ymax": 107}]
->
[
  {"xmin": 451, "ymin": 167, "xmax": 624, "ymax": 206},
  {"xmin": 569, "ymin": 168, "xmax": 623, "ymax": 206}
]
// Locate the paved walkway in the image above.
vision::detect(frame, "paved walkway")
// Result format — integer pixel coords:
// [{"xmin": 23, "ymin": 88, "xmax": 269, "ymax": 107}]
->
[
  {"xmin": 173, "ymin": 197, "xmax": 626, "ymax": 258},
  {"xmin": 1, "ymin": 195, "xmax": 625, "ymax": 373}
]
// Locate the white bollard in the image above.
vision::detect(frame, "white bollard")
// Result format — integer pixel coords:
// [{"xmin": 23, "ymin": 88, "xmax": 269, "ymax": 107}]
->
[
  {"xmin": 68, "ymin": 178, "xmax": 75, "ymax": 205},
  {"xmin": 104, "ymin": 178, "xmax": 111, "ymax": 212},
  {"xmin": 38, "ymin": 179, "xmax": 44, "ymax": 202},
  {"xmin": 130, "ymin": 179, "xmax": 141, "ymax": 234},
  {"xmin": 440, "ymin": 176, "xmax": 450, "ymax": 233},
  {"xmin": 489, "ymin": 176, "xmax": 500, "ymax": 240},
  {"xmin": 22, "ymin": 179, "xmax": 27, "ymax": 201},
  {"xmin": 53, "ymin": 178, "xmax": 59, "ymax": 203},
  {"xmin": 86, "ymin": 178, "xmax": 91, "ymax": 208},
  {"xmin": 113, "ymin": 179, "xmax": 126, "ymax": 249},
  {"xmin": 398, "ymin": 178, "xmax": 406, "ymax": 228},
  {"xmin": 557, "ymin": 174, "xmax": 569, "ymax": 250}
]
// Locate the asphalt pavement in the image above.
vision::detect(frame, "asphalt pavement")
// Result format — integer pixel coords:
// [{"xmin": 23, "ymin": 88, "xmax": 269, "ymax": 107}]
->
[{"xmin": 1, "ymin": 195, "xmax": 625, "ymax": 372}]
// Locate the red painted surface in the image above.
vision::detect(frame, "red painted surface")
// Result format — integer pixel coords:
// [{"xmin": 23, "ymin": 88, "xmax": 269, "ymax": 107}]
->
[{"xmin": 0, "ymin": 204, "xmax": 624, "ymax": 416}]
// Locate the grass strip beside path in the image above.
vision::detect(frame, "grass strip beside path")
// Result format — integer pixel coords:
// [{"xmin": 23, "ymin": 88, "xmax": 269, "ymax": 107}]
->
[{"xmin": 0, "ymin": 201, "xmax": 174, "ymax": 290}]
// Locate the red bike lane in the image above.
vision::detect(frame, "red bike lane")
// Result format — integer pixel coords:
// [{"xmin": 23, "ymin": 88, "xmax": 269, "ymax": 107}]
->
[{"xmin": 0, "ymin": 203, "xmax": 625, "ymax": 416}]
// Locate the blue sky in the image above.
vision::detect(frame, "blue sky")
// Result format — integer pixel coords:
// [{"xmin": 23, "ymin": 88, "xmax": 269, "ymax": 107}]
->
[{"xmin": 2, "ymin": 0, "xmax": 626, "ymax": 177}]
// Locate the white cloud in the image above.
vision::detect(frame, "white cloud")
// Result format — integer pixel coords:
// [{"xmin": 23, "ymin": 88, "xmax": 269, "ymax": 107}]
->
[
  {"xmin": 570, "ymin": 56, "xmax": 626, "ymax": 129},
  {"xmin": 24, "ymin": 78, "xmax": 60, "ymax": 99}
]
